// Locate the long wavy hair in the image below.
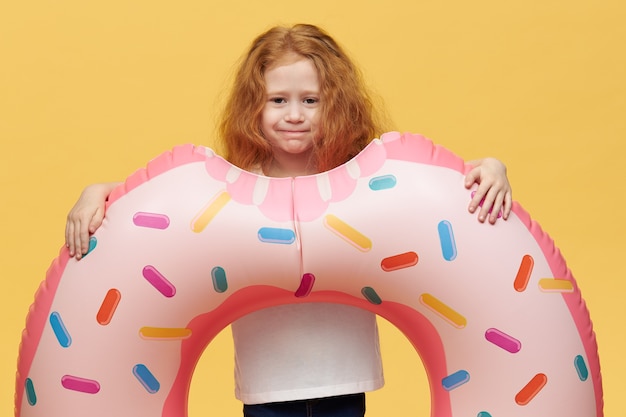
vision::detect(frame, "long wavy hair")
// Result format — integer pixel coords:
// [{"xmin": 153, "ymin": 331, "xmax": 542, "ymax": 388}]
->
[{"xmin": 219, "ymin": 24, "xmax": 387, "ymax": 173}]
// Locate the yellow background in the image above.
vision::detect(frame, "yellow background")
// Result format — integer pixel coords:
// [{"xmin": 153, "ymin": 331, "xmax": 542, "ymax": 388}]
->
[{"xmin": 1, "ymin": 1, "xmax": 624, "ymax": 415}]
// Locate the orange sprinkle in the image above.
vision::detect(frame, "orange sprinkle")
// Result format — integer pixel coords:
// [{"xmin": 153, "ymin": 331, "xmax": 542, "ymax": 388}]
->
[
  {"xmin": 381, "ymin": 252, "xmax": 418, "ymax": 271},
  {"xmin": 514, "ymin": 255, "xmax": 534, "ymax": 292},
  {"xmin": 97, "ymin": 288, "xmax": 121, "ymax": 325},
  {"xmin": 515, "ymin": 373, "xmax": 547, "ymax": 405}
]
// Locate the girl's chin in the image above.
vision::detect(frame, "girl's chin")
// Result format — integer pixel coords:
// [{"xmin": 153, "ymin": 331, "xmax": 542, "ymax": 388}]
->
[{"xmin": 274, "ymin": 144, "xmax": 314, "ymax": 156}]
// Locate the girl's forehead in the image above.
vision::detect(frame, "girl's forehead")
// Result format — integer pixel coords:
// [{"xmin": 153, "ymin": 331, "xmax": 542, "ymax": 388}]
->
[
  {"xmin": 267, "ymin": 52, "xmax": 310, "ymax": 71},
  {"xmin": 264, "ymin": 58, "xmax": 320, "ymax": 90}
]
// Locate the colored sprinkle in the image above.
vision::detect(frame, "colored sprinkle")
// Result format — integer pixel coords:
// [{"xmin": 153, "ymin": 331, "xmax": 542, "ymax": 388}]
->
[
  {"xmin": 420, "ymin": 293, "xmax": 466, "ymax": 328},
  {"xmin": 81, "ymin": 236, "xmax": 97, "ymax": 258},
  {"xmin": 515, "ymin": 373, "xmax": 547, "ymax": 405},
  {"xmin": 258, "ymin": 227, "xmax": 296, "ymax": 244},
  {"xmin": 380, "ymin": 252, "xmax": 418, "ymax": 271},
  {"xmin": 513, "ymin": 254, "xmax": 534, "ymax": 292},
  {"xmin": 538, "ymin": 278, "xmax": 574, "ymax": 292},
  {"xmin": 211, "ymin": 266, "xmax": 228, "ymax": 293},
  {"xmin": 139, "ymin": 327, "xmax": 192, "ymax": 340},
  {"xmin": 133, "ymin": 364, "xmax": 160, "ymax": 394},
  {"xmin": 142, "ymin": 265, "xmax": 176, "ymax": 297},
  {"xmin": 191, "ymin": 191, "xmax": 231, "ymax": 233},
  {"xmin": 295, "ymin": 273, "xmax": 315, "ymax": 297},
  {"xmin": 324, "ymin": 214, "xmax": 372, "ymax": 252},
  {"xmin": 485, "ymin": 328, "xmax": 522, "ymax": 353},
  {"xmin": 477, "ymin": 412, "xmax": 492, "ymax": 417},
  {"xmin": 362, "ymin": 287, "xmax": 382, "ymax": 305},
  {"xmin": 437, "ymin": 220, "xmax": 457, "ymax": 261},
  {"xmin": 49, "ymin": 312, "xmax": 71, "ymax": 348},
  {"xmin": 96, "ymin": 288, "xmax": 121, "ymax": 325},
  {"xmin": 25, "ymin": 378, "xmax": 36, "ymax": 406},
  {"xmin": 442, "ymin": 370, "xmax": 470, "ymax": 391},
  {"xmin": 368, "ymin": 174, "xmax": 397, "ymax": 190},
  {"xmin": 133, "ymin": 212, "xmax": 170, "ymax": 229},
  {"xmin": 574, "ymin": 355, "xmax": 589, "ymax": 381},
  {"xmin": 61, "ymin": 375, "xmax": 100, "ymax": 394}
]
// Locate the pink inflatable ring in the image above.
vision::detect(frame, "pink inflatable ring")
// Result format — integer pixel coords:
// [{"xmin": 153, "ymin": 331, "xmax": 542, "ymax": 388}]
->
[{"xmin": 15, "ymin": 132, "xmax": 603, "ymax": 416}]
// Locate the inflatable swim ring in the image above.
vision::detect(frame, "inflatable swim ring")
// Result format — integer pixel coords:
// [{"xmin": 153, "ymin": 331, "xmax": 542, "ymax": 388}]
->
[{"xmin": 15, "ymin": 132, "xmax": 602, "ymax": 416}]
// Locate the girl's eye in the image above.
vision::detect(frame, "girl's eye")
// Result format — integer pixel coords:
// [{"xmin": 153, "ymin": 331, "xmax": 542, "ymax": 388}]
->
[
  {"xmin": 304, "ymin": 98, "xmax": 318, "ymax": 104},
  {"xmin": 270, "ymin": 98, "xmax": 286, "ymax": 104}
]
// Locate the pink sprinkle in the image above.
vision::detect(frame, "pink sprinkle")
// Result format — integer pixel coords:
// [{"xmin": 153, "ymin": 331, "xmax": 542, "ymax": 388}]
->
[
  {"xmin": 485, "ymin": 328, "xmax": 521, "ymax": 353},
  {"xmin": 133, "ymin": 212, "xmax": 170, "ymax": 229},
  {"xmin": 61, "ymin": 375, "xmax": 100, "ymax": 394},
  {"xmin": 143, "ymin": 266, "xmax": 176, "ymax": 297},
  {"xmin": 295, "ymin": 273, "xmax": 315, "ymax": 297}
]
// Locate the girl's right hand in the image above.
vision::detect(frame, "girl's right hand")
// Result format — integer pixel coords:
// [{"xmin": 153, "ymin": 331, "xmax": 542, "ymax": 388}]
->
[{"xmin": 65, "ymin": 182, "xmax": 120, "ymax": 259}]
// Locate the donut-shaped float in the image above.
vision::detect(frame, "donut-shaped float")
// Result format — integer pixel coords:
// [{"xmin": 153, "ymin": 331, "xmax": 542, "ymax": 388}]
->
[{"xmin": 15, "ymin": 132, "xmax": 602, "ymax": 416}]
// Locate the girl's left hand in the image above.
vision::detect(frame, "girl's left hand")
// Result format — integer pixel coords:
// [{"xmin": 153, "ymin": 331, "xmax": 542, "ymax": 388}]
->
[{"xmin": 464, "ymin": 157, "xmax": 512, "ymax": 224}]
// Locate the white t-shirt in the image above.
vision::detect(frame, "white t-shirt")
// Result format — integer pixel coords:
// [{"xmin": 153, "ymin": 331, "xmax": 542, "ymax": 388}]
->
[{"xmin": 232, "ymin": 303, "xmax": 384, "ymax": 405}]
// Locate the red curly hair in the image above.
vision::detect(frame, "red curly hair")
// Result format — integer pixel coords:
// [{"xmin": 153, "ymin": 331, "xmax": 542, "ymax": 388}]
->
[{"xmin": 219, "ymin": 24, "xmax": 386, "ymax": 173}]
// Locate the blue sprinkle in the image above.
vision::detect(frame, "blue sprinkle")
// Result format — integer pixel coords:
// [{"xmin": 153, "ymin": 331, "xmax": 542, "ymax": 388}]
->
[
  {"xmin": 574, "ymin": 355, "xmax": 589, "ymax": 381},
  {"xmin": 369, "ymin": 175, "xmax": 397, "ymax": 191},
  {"xmin": 25, "ymin": 378, "xmax": 37, "ymax": 406},
  {"xmin": 477, "ymin": 412, "xmax": 492, "ymax": 417},
  {"xmin": 49, "ymin": 312, "xmax": 71, "ymax": 348},
  {"xmin": 258, "ymin": 227, "xmax": 296, "ymax": 244},
  {"xmin": 361, "ymin": 287, "xmax": 382, "ymax": 305},
  {"xmin": 437, "ymin": 220, "xmax": 457, "ymax": 261},
  {"xmin": 133, "ymin": 364, "xmax": 160, "ymax": 394},
  {"xmin": 82, "ymin": 236, "xmax": 97, "ymax": 258},
  {"xmin": 442, "ymin": 369, "xmax": 470, "ymax": 391},
  {"xmin": 211, "ymin": 266, "xmax": 228, "ymax": 293}
]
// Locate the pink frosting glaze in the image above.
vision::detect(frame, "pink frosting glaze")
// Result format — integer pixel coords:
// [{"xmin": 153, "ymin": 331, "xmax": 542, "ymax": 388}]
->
[{"xmin": 15, "ymin": 133, "xmax": 602, "ymax": 417}]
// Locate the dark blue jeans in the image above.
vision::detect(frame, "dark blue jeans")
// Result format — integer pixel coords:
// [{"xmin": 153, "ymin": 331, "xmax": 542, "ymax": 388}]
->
[{"xmin": 243, "ymin": 393, "xmax": 366, "ymax": 417}]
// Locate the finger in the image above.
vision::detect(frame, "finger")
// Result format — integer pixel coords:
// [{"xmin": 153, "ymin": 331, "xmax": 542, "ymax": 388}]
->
[
  {"xmin": 488, "ymin": 192, "xmax": 505, "ymax": 224},
  {"xmin": 89, "ymin": 208, "xmax": 104, "ymax": 233},
  {"xmin": 74, "ymin": 224, "xmax": 82, "ymax": 259},
  {"xmin": 468, "ymin": 183, "xmax": 488, "ymax": 215},
  {"xmin": 477, "ymin": 187, "xmax": 498, "ymax": 223},
  {"xmin": 66, "ymin": 220, "xmax": 75, "ymax": 256},
  {"xmin": 72, "ymin": 218, "xmax": 84, "ymax": 259},
  {"xmin": 464, "ymin": 167, "xmax": 480, "ymax": 189},
  {"xmin": 74, "ymin": 221, "xmax": 84, "ymax": 259},
  {"xmin": 79, "ymin": 220, "xmax": 91, "ymax": 256},
  {"xmin": 502, "ymin": 191, "xmax": 513, "ymax": 220}
]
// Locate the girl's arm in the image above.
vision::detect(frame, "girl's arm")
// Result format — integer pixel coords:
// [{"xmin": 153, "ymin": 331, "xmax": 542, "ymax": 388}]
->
[
  {"xmin": 465, "ymin": 158, "xmax": 512, "ymax": 224},
  {"xmin": 65, "ymin": 182, "xmax": 121, "ymax": 259}
]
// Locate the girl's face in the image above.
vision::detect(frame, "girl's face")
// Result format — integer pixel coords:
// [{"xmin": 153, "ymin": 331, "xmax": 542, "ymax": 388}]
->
[{"xmin": 261, "ymin": 56, "xmax": 321, "ymax": 176}]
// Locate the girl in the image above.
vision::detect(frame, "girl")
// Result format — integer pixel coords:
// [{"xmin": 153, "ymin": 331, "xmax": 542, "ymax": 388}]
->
[{"xmin": 65, "ymin": 24, "xmax": 512, "ymax": 417}]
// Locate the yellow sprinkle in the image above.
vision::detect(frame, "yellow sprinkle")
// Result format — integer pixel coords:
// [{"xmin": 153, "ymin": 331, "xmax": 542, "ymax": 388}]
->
[
  {"xmin": 420, "ymin": 293, "xmax": 467, "ymax": 328},
  {"xmin": 324, "ymin": 214, "xmax": 372, "ymax": 252},
  {"xmin": 191, "ymin": 191, "xmax": 231, "ymax": 233},
  {"xmin": 139, "ymin": 327, "xmax": 192, "ymax": 340},
  {"xmin": 538, "ymin": 278, "xmax": 574, "ymax": 292}
]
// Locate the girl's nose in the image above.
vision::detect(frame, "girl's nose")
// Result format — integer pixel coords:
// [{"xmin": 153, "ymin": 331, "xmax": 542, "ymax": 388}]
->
[{"xmin": 285, "ymin": 104, "xmax": 304, "ymax": 122}]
